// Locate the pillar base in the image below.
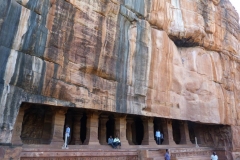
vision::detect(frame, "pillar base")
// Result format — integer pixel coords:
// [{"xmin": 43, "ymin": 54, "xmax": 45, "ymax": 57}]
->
[
  {"xmin": 118, "ymin": 140, "xmax": 129, "ymax": 146},
  {"xmin": 51, "ymin": 137, "xmax": 64, "ymax": 146},
  {"xmin": 88, "ymin": 142, "xmax": 101, "ymax": 145},
  {"xmin": 72, "ymin": 140, "xmax": 82, "ymax": 145},
  {"xmin": 11, "ymin": 139, "xmax": 23, "ymax": 146},
  {"xmin": 142, "ymin": 140, "xmax": 157, "ymax": 146}
]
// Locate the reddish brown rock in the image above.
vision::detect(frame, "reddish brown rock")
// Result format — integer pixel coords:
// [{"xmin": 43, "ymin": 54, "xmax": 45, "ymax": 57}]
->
[{"xmin": 0, "ymin": 0, "xmax": 240, "ymax": 158}]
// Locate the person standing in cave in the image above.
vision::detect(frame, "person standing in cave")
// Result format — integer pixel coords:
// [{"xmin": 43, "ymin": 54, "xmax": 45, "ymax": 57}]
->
[
  {"xmin": 63, "ymin": 125, "xmax": 70, "ymax": 148},
  {"xmin": 211, "ymin": 152, "xmax": 218, "ymax": 160},
  {"xmin": 155, "ymin": 129, "xmax": 161, "ymax": 145}
]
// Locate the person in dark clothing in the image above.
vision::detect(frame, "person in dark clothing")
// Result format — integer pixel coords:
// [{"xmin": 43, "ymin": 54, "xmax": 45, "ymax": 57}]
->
[
  {"xmin": 108, "ymin": 135, "xmax": 114, "ymax": 148},
  {"xmin": 165, "ymin": 149, "xmax": 170, "ymax": 160}
]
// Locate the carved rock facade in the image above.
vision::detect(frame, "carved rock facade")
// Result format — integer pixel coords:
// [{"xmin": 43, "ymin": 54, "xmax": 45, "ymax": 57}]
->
[{"xmin": 0, "ymin": 0, "xmax": 240, "ymax": 159}]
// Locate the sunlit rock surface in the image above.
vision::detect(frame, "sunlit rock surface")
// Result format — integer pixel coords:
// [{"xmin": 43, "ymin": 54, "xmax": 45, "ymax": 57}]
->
[{"xmin": 0, "ymin": 0, "xmax": 240, "ymax": 154}]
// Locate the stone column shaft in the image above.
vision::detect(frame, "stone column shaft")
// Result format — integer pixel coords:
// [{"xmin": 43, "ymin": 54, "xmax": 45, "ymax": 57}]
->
[
  {"xmin": 99, "ymin": 115, "xmax": 108, "ymax": 145},
  {"xmin": 115, "ymin": 115, "xmax": 129, "ymax": 146},
  {"xmin": 84, "ymin": 111, "xmax": 100, "ymax": 145},
  {"xmin": 141, "ymin": 117, "xmax": 156, "ymax": 146},
  {"xmin": 179, "ymin": 121, "xmax": 192, "ymax": 145},
  {"xmin": 51, "ymin": 108, "xmax": 68, "ymax": 145},
  {"xmin": 11, "ymin": 106, "xmax": 29, "ymax": 145},
  {"xmin": 162, "ymin": 119, "xmax": 176, "ymax": 145}
]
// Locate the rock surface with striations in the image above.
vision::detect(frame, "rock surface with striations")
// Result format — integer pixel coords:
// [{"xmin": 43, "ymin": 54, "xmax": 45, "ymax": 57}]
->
[{"xmin": 0, "ymin": 0, "xmax": 240, "ymax": 158}]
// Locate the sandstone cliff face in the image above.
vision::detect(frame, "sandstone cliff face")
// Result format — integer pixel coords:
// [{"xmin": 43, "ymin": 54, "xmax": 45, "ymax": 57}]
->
[{"xmin": 0, "ymin": 0, "xmax": 240, "ymax": 146}]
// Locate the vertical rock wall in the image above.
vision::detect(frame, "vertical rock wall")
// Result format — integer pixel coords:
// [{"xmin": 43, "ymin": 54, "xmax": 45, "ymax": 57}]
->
[{"xmin": 0, "ymin": 0, "xmax": 240, "ymax": 152}]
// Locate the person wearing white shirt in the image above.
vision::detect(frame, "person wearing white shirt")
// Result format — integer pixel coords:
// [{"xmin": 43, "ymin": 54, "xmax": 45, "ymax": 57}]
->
[
  {"xmin": 155, "ymin": 129, "xmax": 161, "ymax": 145},
  {"xmin": 63, "ymin": 125, "xmax": 70, "ymax": 148},
  {"xmin": 113, "ymin": 136, "xmax": 121, "ymax": 149},
  {"xmin": 211, "ymin": 152, "xmax": 218, "ymax": 160}
]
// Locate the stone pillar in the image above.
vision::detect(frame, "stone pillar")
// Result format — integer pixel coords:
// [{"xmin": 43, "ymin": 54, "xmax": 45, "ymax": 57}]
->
[
  {"xmin": 115, "ymin": 115, "xmax": 129, "ymax": 146},
  {"xmin": 179, "ymin": 121, "xmax": 192, "ymax": 145},
  {"xmin": 161, "ymin": 119, "xmax": 176, "ymax": 145},
  {"xmin": 99, "ymin": 115, "xmax": 108, "ymax": 145},
  {"xmin": 126, "ymin": 118, "xmax": 134, "ymax": 145},
  {"xmin": 72, "ymin": 113, "xmax": 83, "ymax": 145},
  {"xmin": 11, "ymin": 105, "xmax": 30, "ymax": 145},
  {"xmin": 51, "ymin": 108, "xmax": 68, "ymax": 145},
  {"xmin": 84, "ymin": 111, "xmax": 100, "ymax": 145},
  {"xmin": 141, "ymin": 117, "xmax": 156, "ymax": 146}
]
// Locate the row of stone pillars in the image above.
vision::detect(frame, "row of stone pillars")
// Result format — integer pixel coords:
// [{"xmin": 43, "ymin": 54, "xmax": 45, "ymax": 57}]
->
[{"xmin": 11, "ymin": 106, "xmax": 192, "ymax": 146}]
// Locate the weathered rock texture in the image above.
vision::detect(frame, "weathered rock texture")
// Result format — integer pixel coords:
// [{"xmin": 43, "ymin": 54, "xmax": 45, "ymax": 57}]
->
[{"xmin": 0, "ymin": 0, "xmax": 240, "ymax": 154}]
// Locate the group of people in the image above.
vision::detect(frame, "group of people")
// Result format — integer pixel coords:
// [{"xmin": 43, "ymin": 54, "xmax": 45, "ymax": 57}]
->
[
  {"xmin": 155, "ymin": 129, "xmax": 164, "ymax": 145},
  {"xmin": 164, "ymin": 150, "xmax": 218, "ymax": 160},
  {"xmin": 108, "ymin": 135, "xmax": 121, "ymax": 149},
  {"xmin": 64, "ymin": 126, "xmax": 218, "ymax": 160}
]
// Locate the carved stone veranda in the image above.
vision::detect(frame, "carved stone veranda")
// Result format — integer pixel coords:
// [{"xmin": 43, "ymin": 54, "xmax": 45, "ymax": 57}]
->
[{"xmin": 0, "ymin": 0, "xmax": 240, "ymax": 158}]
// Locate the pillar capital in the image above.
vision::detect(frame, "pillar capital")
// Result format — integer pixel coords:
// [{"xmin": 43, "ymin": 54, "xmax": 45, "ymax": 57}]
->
[
  {"xmin": 114, "ymin": 114, "xmax": 127, "ymax": 119},
  {"xmin": 100, "ymin": 114, "xmax": 109, "ymax": 120},
  {"xmin": 126, "ymin": 117, "xmax": 134, "ymax": 121},
  {"xmin": 167, "ymin": 119, "xmax": 172, "ymax": 124},
  {"xmin": 51, "ymin": 107, "xmax": 68, "ymax": 115},
  {"xmin": 141, "ymin": 116, "xmax": 154, "ymax": 122},
  {"xmin": 86, "ymin": 110, "xmax": 101, "ymax": 118}
]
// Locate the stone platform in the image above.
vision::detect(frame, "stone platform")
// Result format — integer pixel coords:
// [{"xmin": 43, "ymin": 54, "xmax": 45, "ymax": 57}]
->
[{"xmin": 10, "ymin": 145, "xmax": 226, "ymax": 160}]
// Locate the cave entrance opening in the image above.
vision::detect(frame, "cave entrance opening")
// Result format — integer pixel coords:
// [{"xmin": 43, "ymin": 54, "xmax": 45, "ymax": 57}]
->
[
  {"xmin": 134, "ymin": 116, "xmax": 144, "ymax": 145},
  {"xmin": 13, "ymin": 102, "xmax": 232, "ymax": 148},
  {"xmin": 106, "ymin": 115, "xmax": 115, "ymax": 143},
  {"xmin": 153, "ymin": 118, "xmax": 163, "ymax": 144},
  {"xmin": 172, "ymin": 120, "xmax": 181, "ymax": 144},
  {"xmin": 188, "ymin": 121, "xmax": 196, "ymax": 144},
  {"xmin": 20, "ymin": 104, "xmax": 53, "ymax": 144}
]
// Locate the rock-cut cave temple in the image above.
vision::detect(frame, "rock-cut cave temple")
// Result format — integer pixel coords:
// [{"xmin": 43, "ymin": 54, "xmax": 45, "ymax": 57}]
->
[{"xmin": 0, "ymin": 0, "xmax": 240, "ymax": 159}]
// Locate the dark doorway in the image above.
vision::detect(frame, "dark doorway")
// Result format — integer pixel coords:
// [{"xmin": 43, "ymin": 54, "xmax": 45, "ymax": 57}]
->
[
  {"xmin": 188, "ymin": 121, "xmax": 195, "ymax": 144},
  {"xmin": 80, "ymin": 113, "xmax": 87, "ymax": 144},
  {"xmin": 134, "ymin": 117, "xmax": 144, "ymax": 145},
  {"xmin": 172, "ymin": 120, "xmax": 181, "ymax": 144},
  {"xmin": 21, "ymin": 105, "xmax": 53, "ymax": 144},
  {"xmin": 64, "ymin": 110, "xmax": 73, "ymax": 143},
  {"xmin": 153, "ymin": 118, "xmax": 162, "ymax": 144},
  {"xmin": 106, "ymin": 115, "xmax": 115, "ymax": 142}
]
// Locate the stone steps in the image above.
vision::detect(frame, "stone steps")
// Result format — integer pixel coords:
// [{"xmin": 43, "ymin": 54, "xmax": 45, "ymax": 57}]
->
[
  {"xmin": 147, "ymin": 149, "xmax": 165, "ymax": 159},
  {"xmin": 20, "ymin": 148, "xmax": 138, "ymax": 159},
  {"xmin": 19, "ymin": 145, "xmax": 227, "ymax": 160}
]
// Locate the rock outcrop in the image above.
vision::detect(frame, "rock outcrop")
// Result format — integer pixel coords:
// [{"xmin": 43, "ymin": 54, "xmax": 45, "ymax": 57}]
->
[{"xmin": 0, "ymin": 0, "xmax": 240, "ymax": 155}]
